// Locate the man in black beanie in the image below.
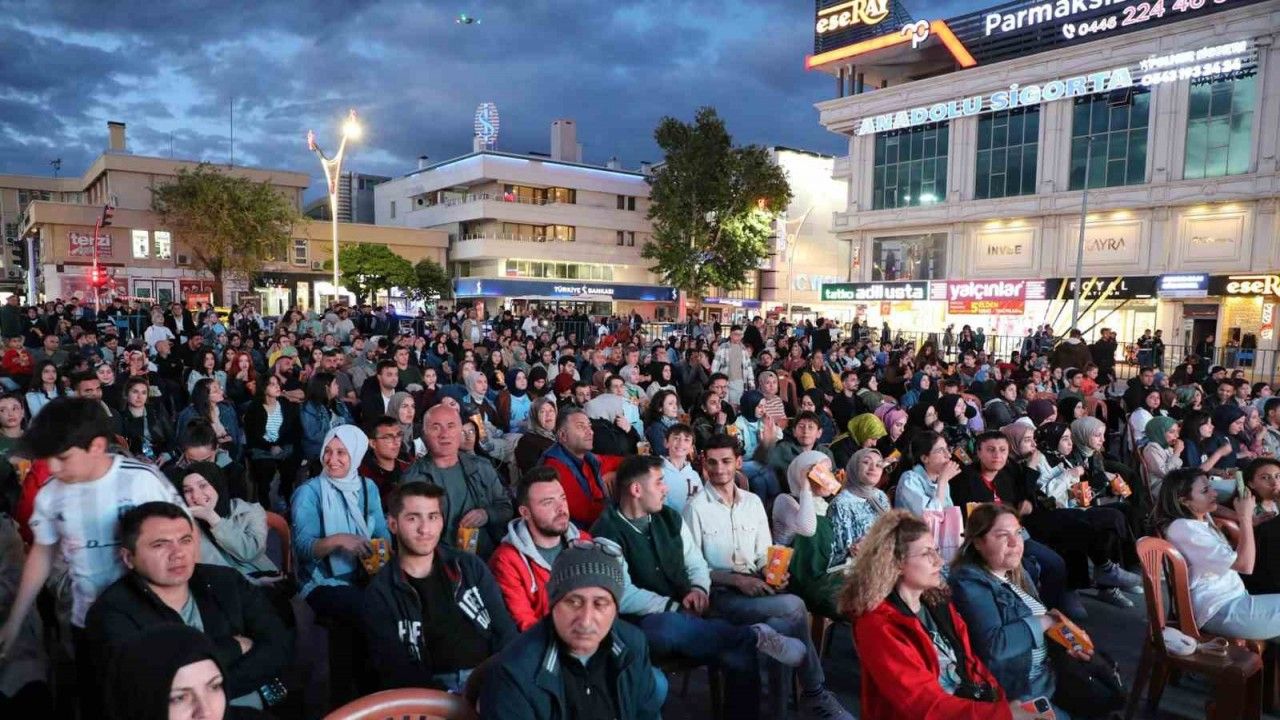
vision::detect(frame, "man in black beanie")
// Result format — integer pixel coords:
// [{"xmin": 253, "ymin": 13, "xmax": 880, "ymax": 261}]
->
[{"xmin": 482, "ymin": 540, "xmax": 664, "ymax": 720}]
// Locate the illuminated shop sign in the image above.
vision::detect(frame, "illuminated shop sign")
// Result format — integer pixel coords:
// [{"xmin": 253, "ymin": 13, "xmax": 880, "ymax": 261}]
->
[
  {"xmin": 1045, "ymin": 276, "xmax": 1157, "ymax": 300},
  {"xmin": 808, "ymin": 0, "xmax": 1264, "ymax": 72},
  {"xmin": 1157, "ymin": 273, "xmax": 1209, "ymax": 298},
  {"xmin": 856, "ymin": 67, "xmax": 1131, "ymax": 135},
  {"xmin": 1138, "ymin": 41, "xmax": 1247, "ymax": 86},
  {"xmin": 822, "ymin": 281, "xmax": 929, "ymax": 302},
  {"xmin": 816, "ymin": 0, "xmax": 890, "ymax": 34},
  {"xmin": 1216, "ymin": 274, "xmax": 1280, "ymax": 297},
  {"xmin": 453, "ymin": 278, "xmax": 678, "ymax": 302}
]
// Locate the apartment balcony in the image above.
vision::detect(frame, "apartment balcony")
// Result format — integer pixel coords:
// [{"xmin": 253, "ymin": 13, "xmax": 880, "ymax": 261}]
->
[
  {"xmin": 404, "ymin": 193, "xmax": 648, "ymax": 232},
  {"xmin": 450, "ymin": 232, "xmax": 645, "ymax": 265}
]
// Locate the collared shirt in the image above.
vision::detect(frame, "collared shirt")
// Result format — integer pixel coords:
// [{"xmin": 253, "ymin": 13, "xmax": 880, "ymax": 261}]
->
[{"xmin": 682, "ymin": 483, "xmax": 771, "ymax": 575}]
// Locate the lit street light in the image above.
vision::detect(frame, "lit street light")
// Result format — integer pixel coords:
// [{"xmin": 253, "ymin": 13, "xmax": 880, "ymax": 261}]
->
[{"xmin": 307, "ymin": 108, "xmax": 361, "ymax": 304}]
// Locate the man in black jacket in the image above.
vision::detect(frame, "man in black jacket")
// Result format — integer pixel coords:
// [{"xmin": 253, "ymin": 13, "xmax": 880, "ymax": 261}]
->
[
  {"xmin": 360, "ymin": 483, "xmax": 516, "ymax": 692},
  {"xmin": 83, "ymin": 501, "xmax": 290, "ymax": 709}
]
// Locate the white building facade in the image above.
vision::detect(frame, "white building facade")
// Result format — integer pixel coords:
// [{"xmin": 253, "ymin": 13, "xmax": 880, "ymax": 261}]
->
[
  {"xmin": 809, "ymin": 0, "xmax": 1280, "ymax": 372},
  {"xmin": 374, "ymin": 120, "xmax": 678, "ymax": 318}
]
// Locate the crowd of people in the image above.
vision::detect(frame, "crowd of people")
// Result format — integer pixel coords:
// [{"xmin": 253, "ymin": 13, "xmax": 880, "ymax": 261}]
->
[{"xmin": 0, "ymin": 293, "xmax": 1275, "ymax": 719}]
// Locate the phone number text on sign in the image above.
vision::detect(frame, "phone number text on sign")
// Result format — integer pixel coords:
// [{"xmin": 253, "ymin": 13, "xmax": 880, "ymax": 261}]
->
[{"xmin": 1062, "ymin": 0, "xmax": 1235, "ymax": 39}]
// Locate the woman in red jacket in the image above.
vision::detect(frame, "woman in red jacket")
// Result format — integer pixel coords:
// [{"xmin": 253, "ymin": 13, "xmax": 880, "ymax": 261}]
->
[{"xmin": 841, "ymin": 510, "xmax": 1030, "ymax": 720}]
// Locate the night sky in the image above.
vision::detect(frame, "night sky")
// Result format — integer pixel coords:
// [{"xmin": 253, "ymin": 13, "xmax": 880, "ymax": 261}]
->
[{"xmin": 0, "ymin": 0, "xmax": 990, "ymax": 199}]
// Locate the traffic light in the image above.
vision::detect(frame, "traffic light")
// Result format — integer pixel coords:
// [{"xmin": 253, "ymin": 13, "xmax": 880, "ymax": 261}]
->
[
  {"xmin": 101, "ymin": 204, "xmax": 114, "ymax": 227},
  {"xmin": 3, "ymin": 237, "xmax": 22, "ymax": 269},
  {"xmin": 87, "ymin": 266, "xmax": 110, "ymax": 288}
]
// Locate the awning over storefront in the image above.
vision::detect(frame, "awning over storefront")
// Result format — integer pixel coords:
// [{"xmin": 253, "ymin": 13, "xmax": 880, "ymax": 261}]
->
[{"xmin": 453, "ymin": 278, "xmax": 678, "ymax": 302}]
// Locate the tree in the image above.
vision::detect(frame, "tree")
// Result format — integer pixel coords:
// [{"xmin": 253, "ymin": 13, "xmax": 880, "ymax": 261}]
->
[
  {"xmin": 329, "ymin": 243, "xmax": 416, "ymax": 304},
  {"xmin": 642, "ymin": 107, "xmax": 792, "ymax": 299},
  {"xmin": 151, "ymin": 164, "xmax": 300, "ymax": 298},
  {"xmin": 411, "ymin": 258, "xmax": 452, "ymax": 302}
]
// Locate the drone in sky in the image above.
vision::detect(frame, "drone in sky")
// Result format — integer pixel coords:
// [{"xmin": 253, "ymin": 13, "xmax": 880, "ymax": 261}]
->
[{"xmin": 456, "ymin": 13, "xmax": 480, "ymax": 25}]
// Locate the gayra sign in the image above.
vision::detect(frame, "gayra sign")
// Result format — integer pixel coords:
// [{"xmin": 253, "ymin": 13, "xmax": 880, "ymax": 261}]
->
[
  {"xmin": 856, "ymin": 66, "xmax": 1131, "ymax": 135},
  {"xmin": 946, "ymin": 280, "xmax": 1027, "ymax": 315}
]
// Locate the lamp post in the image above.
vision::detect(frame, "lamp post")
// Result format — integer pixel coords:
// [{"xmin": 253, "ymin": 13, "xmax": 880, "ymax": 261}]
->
[
  {"xmin": 307, "ymin": 109, "xmax": 362, "ymax": 304},
  {"xmin": 784, "ymin": 206, "xmax": 816, "ymax": 317}
]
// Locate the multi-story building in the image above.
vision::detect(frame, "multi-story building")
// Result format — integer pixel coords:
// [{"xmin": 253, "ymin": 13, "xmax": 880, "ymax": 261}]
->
[
  {"xmin": 375, "ymin": 119, "xmax": 679, "ymax": 318},
  {"xmin": 303, "ymin": 171, "xmax": 390, "ymax": 224},
  {"xmin": 7, "ymin": 122, "xmax": 446, "ymax": 312},
  {"xmin": 807, "ymin": 0, "xmax": 1280, "ymax": 366}
]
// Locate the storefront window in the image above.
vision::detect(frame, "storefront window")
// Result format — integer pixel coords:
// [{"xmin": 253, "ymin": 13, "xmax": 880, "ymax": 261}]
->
[
  {"xmin": 1185, "ymin": 72, "xmax": 1255, "ymax": 179},
  {"xmin": 1069, "ymin": 88, "xmax": 1150, "ymax": 190},
  {"xmin": 872, "ymin": 123, "xmax": 948, "ymax": 210},
  {"xmin": 871, "ymin": 233, "xmax": 947, "ymax": 281},
  {"xmin": 975, "ymin": 108, "xmax": 1039, "ymax": 199}
]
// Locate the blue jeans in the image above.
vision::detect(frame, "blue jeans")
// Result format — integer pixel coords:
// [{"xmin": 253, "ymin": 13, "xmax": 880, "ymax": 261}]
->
[
  {"xmin": 743, "ymin": 460, "xmax": 779, "ymax": 502},
  {"xmin": 636, "ymin": 612, "xmax": 761, "ymax": 719},
  {"xmin": 710, "ymin": 588, "xmax": 824, "ymax": 692},
  {"xmin": 1023, "ymin": 538, "xmax": 1067, "ymax": 609}
]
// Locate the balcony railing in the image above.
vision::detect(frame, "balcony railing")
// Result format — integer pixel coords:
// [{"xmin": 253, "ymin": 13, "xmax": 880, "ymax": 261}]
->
[
  {"xmin": 417, "ymin": 192, "xmax": 573, "ymax": 209},
  {"xmin": 459, "ymin": 232, "xmax": 575, "ymax": 243}
]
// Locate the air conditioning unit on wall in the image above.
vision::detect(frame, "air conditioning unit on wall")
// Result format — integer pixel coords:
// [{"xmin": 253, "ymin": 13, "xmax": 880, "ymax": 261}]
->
[
  {"xmin": 176, "ymin": 254, "xmax": 191, "ymax": 266},
  {"xmin": 312, "ymin": 261, "xmax": 324, "ymax": 271}
]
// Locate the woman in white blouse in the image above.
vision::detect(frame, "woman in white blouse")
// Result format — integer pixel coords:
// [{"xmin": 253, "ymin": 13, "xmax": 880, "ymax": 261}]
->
[{"xmin": 1155, "ymin": 467, "xmax": 1280, "ymax": 641}]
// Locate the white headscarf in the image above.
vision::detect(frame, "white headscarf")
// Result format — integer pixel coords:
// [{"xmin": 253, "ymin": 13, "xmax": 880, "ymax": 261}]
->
[{"xmin": 320, "ymin": 424, "xmax": 371, "ymax": 541}]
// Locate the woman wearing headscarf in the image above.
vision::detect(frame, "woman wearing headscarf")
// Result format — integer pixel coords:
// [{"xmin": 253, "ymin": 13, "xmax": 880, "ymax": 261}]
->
[
  {"xmin": 791, "ymin": 448, "xmax": 890, "ymax": 620},
  {"xmin": 494, "ymin": 368, "xmax": 532, "ymax": 432},
  {"xmin": 106, "ymin": 624, "xmax": 268, "ymax": 720},
  {"xmin": 756, "ymin": 370, "xmax": 794, "ymax": 428},
  {"xmin": 733, "ymin": 389, "xmax": 784, "ymax": 502},
  {"xmin": 901, "ymin": 371, "xmax": 937, "ymax": 411},
  {"xmin": 830, "ymin": 413, "xmax": 887, "ymax": 470},
  {"xmin": 1203, "ymin": 404, "xmax": 1251, "ymax": 472},
  {"xmin": 514, "ymin": 395, "xmax": 558, "ymax": 475},
  {"xmin": 526, "ymin": 365, "xmax": 549, "ymax": 400},
  {"xmin": 385, "ymin": 391, "xmax": 421, "ymax": 461},
  {"xmin": 874, "ymin": 406, "xmax": 910, "ymax": 466},
  {"xmin": 175, "ymin": 461, "xmax": 277, "ymax": 579},
  {"xmin": 800, "ymin": 388, "xmax": 837, "ymax": 445},
  {"xmin": 933, "ymin": 394, "xmax": 975, "ymax": 457},
  {"xmin": 772, "ymin": 450, "xmax": 836, "ymax": 547},
  {"xmin": 290, "ymin": 424, "xmax": 391, "ymax": 626},
  {"xmin": 1141, "ymin": 416, "xmax": 1184, "ymax": 496},
  {"xmin": 1025, "ymin": 398, "xmax": 1057, "ymax": 427},
  {"xmin": 644, "ymin": 361, "xmax": 678, "ymax": 405},
  {"xmin": 1055, "ymin": 396, "xmax": 1085, "ymax": 425}
]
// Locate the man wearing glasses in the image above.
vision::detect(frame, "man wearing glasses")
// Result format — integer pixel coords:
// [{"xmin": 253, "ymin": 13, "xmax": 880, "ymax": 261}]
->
[{"xmin": 361, "ymin": 416, "xmax": 412, "ymax": 509}]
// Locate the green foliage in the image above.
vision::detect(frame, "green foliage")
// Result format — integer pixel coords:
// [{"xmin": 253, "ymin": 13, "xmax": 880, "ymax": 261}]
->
[
  {"xmin": 328, "ymin": 243, "xmax": 416, "ymax": 304},
  {"xmin": 411, "ymin": 258, "xmax": 452, "ymax": 301},
  {"xmin": 150, "ymin": 164, "xmax": 300, "ymax": 291},
  {"xmin": 642, "ymin": 107, "xmax": 792, "ymax": 297}
]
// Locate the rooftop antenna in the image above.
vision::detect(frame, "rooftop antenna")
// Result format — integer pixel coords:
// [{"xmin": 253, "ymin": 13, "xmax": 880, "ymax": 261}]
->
[{"xmin": 49, "ymin": 158, "xmax": 61, "ymax": 178}]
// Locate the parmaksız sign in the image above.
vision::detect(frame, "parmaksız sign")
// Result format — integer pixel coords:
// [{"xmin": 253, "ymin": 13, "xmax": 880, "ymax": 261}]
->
[
  {"xmin": 822, "ymin": 281, "xmax": 929, "ymax": 302},
  {"xmin": 945, "ymin": 280, "xmax": 1027, "ymax": 315}
]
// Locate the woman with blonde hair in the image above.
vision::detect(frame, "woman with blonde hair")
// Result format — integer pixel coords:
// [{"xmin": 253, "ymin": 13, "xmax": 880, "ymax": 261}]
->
[{"xmin": 841, "ymin": 510, "xmax": 1015, "ymax": 719}]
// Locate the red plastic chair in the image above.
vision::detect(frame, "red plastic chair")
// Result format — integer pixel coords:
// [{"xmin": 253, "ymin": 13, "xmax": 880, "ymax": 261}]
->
[
  {"xmin": 322, "ymin": 688, "xmax": 477, "ymax": 720},
  {"xmin": 265, "ymin": 511, "xmax": 293, "ymax": 577}
]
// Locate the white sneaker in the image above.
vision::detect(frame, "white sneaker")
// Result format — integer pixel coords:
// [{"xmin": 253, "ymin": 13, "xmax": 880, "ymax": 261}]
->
[{"xmin": 752, "ymin": 623, "xmax": 806, "ymax": 667}]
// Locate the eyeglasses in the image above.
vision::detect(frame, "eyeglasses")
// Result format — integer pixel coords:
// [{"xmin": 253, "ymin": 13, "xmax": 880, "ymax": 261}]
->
[
  {"xmin": 568, "ymin": 539, "xmax": 623, "ymax": 558},
  {"xmin": 375, "ymin": 432, "xmax": 404, "ymax": 441}
]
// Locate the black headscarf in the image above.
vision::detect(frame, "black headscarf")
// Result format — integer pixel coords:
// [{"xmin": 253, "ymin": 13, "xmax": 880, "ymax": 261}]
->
[
  {"xmin": 933, "ymin": 394, "xmax": 967, "ymax": 427},
  {"xmin": 1034, "ymin": 422, "xmax": 1073, "ymax": 468},
  {"xmin": 107, "ymin": 623, "xmax": 226, "ymax": 720},
  {"xmin": 1056, "ymin": 396, "xmax": 1082, "ymax": 423},
  {"xmin": 172, "ymin": 460, "xmax": 232, "ymax": 519}
]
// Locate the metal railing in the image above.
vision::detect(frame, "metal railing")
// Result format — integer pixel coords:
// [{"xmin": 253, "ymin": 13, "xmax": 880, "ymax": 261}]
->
[
  {"xmin": 418, "ymin": 192, "xmax": 574, "ymax": 209},
  {"xmin": 458, "ymin": 232, "xmax": 575, "ymax": 243}
]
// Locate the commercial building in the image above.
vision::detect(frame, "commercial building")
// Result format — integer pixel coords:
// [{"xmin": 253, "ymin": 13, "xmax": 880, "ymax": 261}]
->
[
  {"xmin": 807, "ymin": 0, "xmax": 1280, "ymax": 361},
  {"xmin": 7, "ymin": 122, "xmax": 446, "ymax": 312},
  {"xmin": 303, "ymin": 171, "xmax": 390, "ymax": 224},
  {"xmin": 374, "ymin": 118, "xmax": 677, "ymax": 318}
]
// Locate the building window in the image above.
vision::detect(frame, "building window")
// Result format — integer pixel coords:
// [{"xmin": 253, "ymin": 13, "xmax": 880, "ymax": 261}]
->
[
  {"xmin": 616, "ymin": 230, "xmax": 625, "ymax": 246},
  {"xmin": 292, "ymin": 238, "xmax": 308, "ymax": 266},
  {"xmin": 872, "ymin": 123, "xmax": 948, "ymax": 210},
  {"xmin": 131, "ymin": 229, "xmax": 150, "ymax": 258},
  {"xmin": 154, "ymin": 231, "xmax": 172, "ymax": 259},
  {"xmin": 627, "ymin": 197, "xmax": 636, "ymax": 211},
  {"xmin": 1185, "ymin": 72, "xmax": 1255, "ymax": 180},
  {"xmin": 871, "ymin": 232, "xmax": 947, "ymax": 281},
  {"xmin": 1069, "ymin": 88, "xmax": 1150, "ymax": 190},
  {"xmin": 390, "ymin": 200, "xmax": 397, "ymax": 218},
  {"xmin": 975, "ymin": 108, "xmax": 1039, "ymax": 199},
  {"xmin": 550, "ymin": 187, "xmax": 576, "ymax": 204},
  {"xmin": 625, "ymin": 231, "xmax": 636, "ymax": 247},
  {"xmin": 616, "ymin": 195, "xmax": 625, "ymax": 210}
]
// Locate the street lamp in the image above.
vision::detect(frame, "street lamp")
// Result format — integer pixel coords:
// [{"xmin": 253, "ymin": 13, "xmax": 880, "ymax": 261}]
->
[{"xmin": 307, "ymin": 108, "xmax": 361, "ymax": 303}]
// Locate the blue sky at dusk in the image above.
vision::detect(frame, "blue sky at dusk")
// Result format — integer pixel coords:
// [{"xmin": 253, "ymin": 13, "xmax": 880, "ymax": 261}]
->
[{"xmin": 0, "ymin": 0, "xmax": 992, "ymax": 197}]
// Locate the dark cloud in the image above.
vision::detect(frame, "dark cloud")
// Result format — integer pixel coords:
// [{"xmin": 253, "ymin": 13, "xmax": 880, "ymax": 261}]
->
[{"xmin": 0, "ymin": 0, "xmax": 990, "ymax": 196}]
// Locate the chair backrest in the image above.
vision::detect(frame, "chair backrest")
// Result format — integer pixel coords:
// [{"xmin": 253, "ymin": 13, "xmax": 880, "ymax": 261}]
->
[
  {"xmin": 264, "ymin": 511, "xmax": 293, "ymax": 577},
  {"xmin": 1214, "ymin": 516, "xmax": 1242, "ymax": 549},
  {"xmin": 1136, "ymin": 536, "xmax": 1201, "ymax": 643},
  {"xmin": 322, "ymin": 688, "xmax": 477, "ymax": 720}
]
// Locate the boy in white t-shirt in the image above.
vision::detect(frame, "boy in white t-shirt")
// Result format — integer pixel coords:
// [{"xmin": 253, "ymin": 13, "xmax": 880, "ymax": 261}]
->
[
  {"xmin": 0, "ymin": 396, "xmax": 182, "ymax": 708},
  {"xmin": 661, "ymin": 423, "xmax": 703, "ymax": 515}
]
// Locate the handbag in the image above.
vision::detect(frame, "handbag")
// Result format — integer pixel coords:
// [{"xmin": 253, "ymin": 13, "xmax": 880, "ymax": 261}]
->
[
  {"xmin": 1050, "ymin": 644, "xmax": 1126, "ymax": 717},
  {"xmin": 922, "ymin": 506, "xmax": 964, "ymax": 564}
]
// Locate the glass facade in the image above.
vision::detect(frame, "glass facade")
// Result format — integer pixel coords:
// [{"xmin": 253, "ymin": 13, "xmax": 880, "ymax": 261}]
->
[
  {"xmin": 871, "ymin": 233, "xmax": 947, "ymax": 282},
  {"xmin": 1184, "ymin": 72, "xmax": 1255, "ymax": 179},
  {"xmin": 975, "ymin": 108, "xmax": 1039, "ymax": 199},
  {"xmin": 1069, "ymin": 89, "xmax": 1150, "ymax": 190},
  {"xmin": 872, "ymin": 123, "xmax": 948, "ymax": 210},
  {"xmin": 505, "ymin": 260, "xmax": 615, "ymax": 281}
]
